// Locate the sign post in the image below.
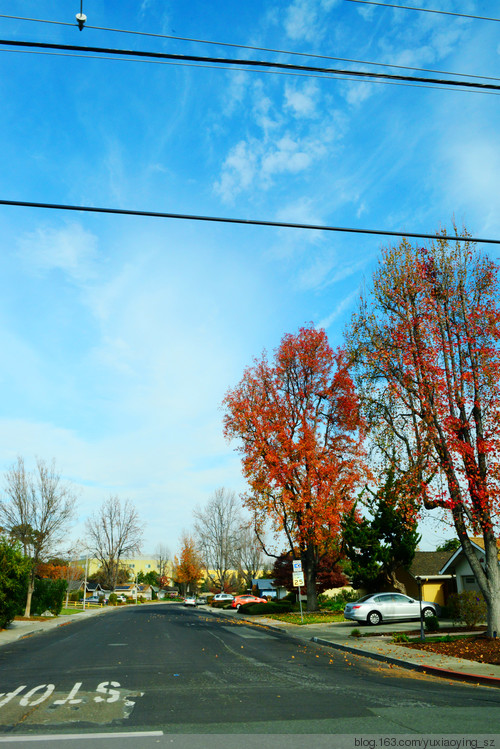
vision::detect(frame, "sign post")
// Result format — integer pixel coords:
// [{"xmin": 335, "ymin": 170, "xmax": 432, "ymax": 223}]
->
[{"xmin": 292, "ymin": 560, "xmax": 304, "ymax": 624}]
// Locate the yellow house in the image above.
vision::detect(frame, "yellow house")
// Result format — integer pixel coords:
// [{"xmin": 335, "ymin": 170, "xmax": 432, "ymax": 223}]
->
[{"xmin": 78, "ymin": 554, "xmax": 174, "ymax": 583}]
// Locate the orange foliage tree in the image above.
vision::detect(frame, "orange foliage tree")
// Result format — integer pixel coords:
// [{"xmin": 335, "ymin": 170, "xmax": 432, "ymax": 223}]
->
[
  {"xmin": 173, "ymin": 534, "xmax": 203, "ymax": 595},
  {"xmin": 36, "ymin": 561, "xmax": 84, "ymax": 580},
  {"xmin": 348, "ymin": 234, "xmax": 500, "ymax": 636},
  {"xmin": 222, "ymin": 326, "xmax": 368, "ymax": 611}
]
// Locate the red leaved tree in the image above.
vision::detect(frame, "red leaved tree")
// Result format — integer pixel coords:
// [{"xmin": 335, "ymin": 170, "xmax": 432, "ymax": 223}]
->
[
  {"xmin": 348, "ymin": 234, "xmax": 500, "ymax": 636},
  {"xmin": 222, "ymin": 325, "xmax": 368, "ymax": 611}
]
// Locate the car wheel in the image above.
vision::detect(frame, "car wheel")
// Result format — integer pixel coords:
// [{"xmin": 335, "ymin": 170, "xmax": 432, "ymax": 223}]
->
[
  {"xmin": 367, "ymin": 610, "xmax": 382, "ymax": 626},
  {"xmin": 422, "ymin": 607, "xmax": 435, "ymax": 618}
]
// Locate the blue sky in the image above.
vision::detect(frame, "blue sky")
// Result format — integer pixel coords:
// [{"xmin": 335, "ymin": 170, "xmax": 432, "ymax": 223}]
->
[{"xmin": 0, "ymin": 0, "xmax": 499, "ymax": 555}]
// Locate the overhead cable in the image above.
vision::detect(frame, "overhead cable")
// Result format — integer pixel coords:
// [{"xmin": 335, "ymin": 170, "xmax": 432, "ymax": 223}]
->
[
  {"xmin": 345, "ymin": 0, "xmax": 500, "ymax": 23},
  {"xmin": 0, "ymin": 13, "xmax": 495, "ymax": 83},
  {"xmin": 0, "ymin": 199, "xmax": 497, "ymax": 245},
  {"xmin": 0, "ymin": 39, "xmax": 498, "ymax": 92},
  {"xmin": 3, "ymin": 48, "xmax": 499, "ymax": 96}
]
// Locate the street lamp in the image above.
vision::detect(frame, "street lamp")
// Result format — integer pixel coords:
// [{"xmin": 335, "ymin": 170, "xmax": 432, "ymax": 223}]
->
[{"xmin": 416, "ymin": 576, "xmax": 425, "ymax": 641}]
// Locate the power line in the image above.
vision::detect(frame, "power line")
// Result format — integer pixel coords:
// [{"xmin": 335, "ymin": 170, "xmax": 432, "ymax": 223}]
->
[
  {"xmin": 1, "ymin": 38, "xmax": 498, "ymax": 92},
  {"xmin": 0, "ymin": 13, "xmax": 496, "ymax": 83},
  {"xmin": 0, "ymin": 199, "xmax": 498, "ymax": 245},
  {"xmin": 3, "ymin": 48, "xmax": 499, "ymax": 97},
  {"xmin": 345, "ymin": 0, "xmax": 500, "ymax": 23}
]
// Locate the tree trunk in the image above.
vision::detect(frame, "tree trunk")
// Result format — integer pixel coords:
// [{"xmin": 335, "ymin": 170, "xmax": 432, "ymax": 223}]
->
[
  {"xmin": 24, "ymin": 576, "xmax": 34, "ymax": 618},
  {"xmin": 484, "ymin": 533, "xmax": 500, "ymax": 638},
  {"xmin": 304, "ymin": 544, "xmax": 319, "ymax": 612}
]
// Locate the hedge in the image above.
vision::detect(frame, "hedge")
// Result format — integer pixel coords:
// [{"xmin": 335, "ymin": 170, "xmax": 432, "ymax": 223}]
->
[{"xmin": 238, "ymin": 601, "xmax": 293, "ymax": 615}]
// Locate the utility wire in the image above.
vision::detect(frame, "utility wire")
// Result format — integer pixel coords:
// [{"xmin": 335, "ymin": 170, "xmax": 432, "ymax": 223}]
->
[
  {"xmin": 5, "ymin": 47, "xmax": 497, "ymax": 96},
  {"xmin": 345, "ymin": 0, "xmax": 500, "ymax": 23},
  {"xmin": 0, "ymin": 199, "xmax": 497, "ymax": 245},
  {"xmin": 0, "ymin": 39, "xmax": 498, "ymax": 92},
  {"xmin": 0, "ymin": 13, "xmax": 496, "ymax": 83}
]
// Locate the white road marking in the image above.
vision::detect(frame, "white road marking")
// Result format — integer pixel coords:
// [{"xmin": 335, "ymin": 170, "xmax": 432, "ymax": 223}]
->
[
  {"xmin": 0, "ymin": 731, "xmax": 163, "ymax": 742},
  {"xmin": 19, "ymin": 685, "xmax": 55, "ymax": 707},
  {"xmin": 94, "ymin": 681, "xmax": 120, "ymax": 703},
  {"xmin": 53, "ymin": 683, "xmax": 83, "ymax": 705},
  {"xmin": 0, "ymin": 687, "xmax": 26, "ymax": 708}
]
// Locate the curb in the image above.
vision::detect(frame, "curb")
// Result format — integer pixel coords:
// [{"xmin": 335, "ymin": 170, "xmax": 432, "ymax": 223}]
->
[
  {"xmin": 310, "ymin": 636, "xmax": 500, "ymax": 689},
  {"xmin": 208, "ymin": 608, "xmax": 500, "ymax": 690}
]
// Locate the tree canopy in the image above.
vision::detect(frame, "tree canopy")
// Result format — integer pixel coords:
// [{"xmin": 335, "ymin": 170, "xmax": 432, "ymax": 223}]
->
[
  {"xmin": 223, "ymin": 325, "xmax": 368, "ymax": 610},
  {"xmin": 347, "ymin": 234, "xmax": 500, "ymax": 635}
]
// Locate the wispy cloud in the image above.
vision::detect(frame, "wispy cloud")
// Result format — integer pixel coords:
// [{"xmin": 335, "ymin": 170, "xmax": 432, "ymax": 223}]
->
[
  {"xmin": 17, "ymin": 223, "xmax": 99, "ymax": 284},
  {"xmin": 316, "ymin": 288, "xmax": 360, "ymax": 330}
]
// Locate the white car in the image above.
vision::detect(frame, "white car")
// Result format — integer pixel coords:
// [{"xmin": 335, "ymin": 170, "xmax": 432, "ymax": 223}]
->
[
  {"xmin": 212, "ymin": 593, "xmax": 234, "ymax": 602},
  {"xmin": 344, "ymin": 592, "xmax": 438, "ymax": 625},
  {"xmin": 183, "ymin": 596, "xmax": 197, "ymax": 607}
]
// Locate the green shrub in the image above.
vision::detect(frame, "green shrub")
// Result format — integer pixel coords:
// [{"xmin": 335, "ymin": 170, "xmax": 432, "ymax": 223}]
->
[
  {"xmin": 424, "ymin": 615, "xmax": 440, "ymax": 632},
  {"xmin": 319, "ymin": 590, "xmax": 359, "ymax": 612},
  {"xmin": 458, "ymin": 591, "xmax": 487, "ymax": 627},
  {"xmin": 108, "ymin": 593, "xmax": 118, "ymax": 605},
  {"xmin": 31, "ymin": 578, "xmax": 67, "ymax": 616},
  {"xmin": 238, "ymin": 601, "xmax": 293, "ymax": 615},
  {"xmin": 0, "ymin": 539, "xmax": 30, "ymax": 628},
  {"xmin": 446, "ymin": 593, "xmax": 461, "ymax": 624},
  {"xmin": 350, "ymin": 628, "xmax": 362, "ymax": 638},
  {"xmin": 392, "ymin": 633, "xmax": 410, "ymax": 643},
  {"xmin": 211, "ymin": 600, "xmax": 232, "ymax": 609},
  {"xmin": 447, "ymin": 591, "xmax": 486, "ymax": 627}
]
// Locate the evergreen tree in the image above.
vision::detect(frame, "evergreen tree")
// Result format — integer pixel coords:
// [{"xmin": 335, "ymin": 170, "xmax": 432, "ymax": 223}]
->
[
  {"xmin": 342, "ymin": 468, "xmax": 420, "ymax": 593},
  {"xmin": 0, "ymin": 537, "xmax": 31, "ymax": 628}
]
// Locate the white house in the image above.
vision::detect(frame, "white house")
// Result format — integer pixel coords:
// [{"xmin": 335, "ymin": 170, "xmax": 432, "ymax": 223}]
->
[{"xmin": 439, "ymin": 537, "xmax": 500, "ymax": 594}]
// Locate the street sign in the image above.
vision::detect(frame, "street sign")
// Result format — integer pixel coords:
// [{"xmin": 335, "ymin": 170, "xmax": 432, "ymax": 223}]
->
[
  {"xmin": 292, "ymin": 560, "xmax": 302, "ymax": 573},
  {"xmin": 292, "ymin": 571, "xmax": 305, "ymax": 587}
]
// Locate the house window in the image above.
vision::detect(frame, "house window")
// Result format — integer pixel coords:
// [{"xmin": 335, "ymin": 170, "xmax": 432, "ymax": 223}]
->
[
  {"xmin": 146, "ymin": 564, "xmax": 151, "ymax": 569},
  {"xmin": 465, "ymin": 576, "xmax": 475, "ymax": 584}
]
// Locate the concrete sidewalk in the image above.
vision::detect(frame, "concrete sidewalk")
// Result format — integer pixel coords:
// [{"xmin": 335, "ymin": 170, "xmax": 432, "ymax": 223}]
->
[{"xmin": 0, "ymin": 605, "xmax": 114, "ymax": 646}]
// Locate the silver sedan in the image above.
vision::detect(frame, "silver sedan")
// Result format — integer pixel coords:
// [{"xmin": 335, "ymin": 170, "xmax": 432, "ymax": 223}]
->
[{"xmin": 344, "ymin": 592, "xmax": 438, "ymax": 625}]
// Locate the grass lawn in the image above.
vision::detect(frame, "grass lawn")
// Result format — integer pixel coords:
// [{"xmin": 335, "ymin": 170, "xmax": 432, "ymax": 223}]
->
[
  {"xmin": 59, "ymin": 608, "xmax": 85, "ymax": 616},
  {"xmin": 265, "ymin": 611, "xmax": 346, "ymax": 625}
]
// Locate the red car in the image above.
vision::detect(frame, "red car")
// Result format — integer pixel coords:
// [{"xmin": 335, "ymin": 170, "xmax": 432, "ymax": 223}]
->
[{"xmin": 231, "ymin": 594, "xmax": 267, "ymax": 610}]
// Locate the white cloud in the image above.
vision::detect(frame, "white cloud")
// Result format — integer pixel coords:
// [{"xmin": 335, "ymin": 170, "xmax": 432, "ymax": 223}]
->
[
  {"xmin": 261, "ymin": 136, "xmax": 313, "ymax": 177},
  {"xmin": 316, "ymin": 288, "xmax": 360, "ymax": 330},
  {"xmin": 17, "ymin": 223, "xmax": 99, "ymax": 284},
  {"xmin": 284, "ymin": 0, "xmax": 319, "ymax": 42},
  {"xmin": 213, "ymin": 140, "xmax": 259, "ymax": 202},
  {"xmin": 284, "ymin": 81, "xmax": 319, "ymax": 118}
]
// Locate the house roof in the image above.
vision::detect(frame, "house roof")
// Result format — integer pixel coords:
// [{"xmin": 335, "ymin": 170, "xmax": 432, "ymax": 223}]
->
[
  {"xmin": 67, "ymin": 579, "xmax": 85, "ymax": 591},
  {"xmin": 409, "ymin": 551, "xmax": 454, "ymax": 578},
  {"xmin": 439, "ymin": 537, "xmax": 499, "ymax": 575}
]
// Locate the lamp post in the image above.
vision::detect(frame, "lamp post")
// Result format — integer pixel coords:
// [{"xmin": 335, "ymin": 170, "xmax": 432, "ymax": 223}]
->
[
  {"xmin": 83, "ymin": 555, "xmax": 89, "ymax": 611},
  {"xmin": 416, "ymin": 576, "xmax": 425, "ymax": 641}
]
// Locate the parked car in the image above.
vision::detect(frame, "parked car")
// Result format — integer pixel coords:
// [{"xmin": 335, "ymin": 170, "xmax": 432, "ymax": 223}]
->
[
  {"xmin": 212, "ymin": 593, "xmax": 234, "ymax": 602},
  {"xmin": 196, "ymin": 596, "xmax": 207, "ymax": 605},
  {"xmin": 344, "ymin": 592, "xmax": 438, "ymax": 626},
  {"xmin": 231, "ymin": 594, "xmax": 267, "ymax": 610},
  {"xmin": 115, "ymin": 594, "xmax": 127, "ymax": 603},
  {"xmin": 184, "ymin": 596, "xmax": 197, "ymax": 607},
  {"xmin": 83, "ymin": 596, "xmax": 105, "ymax": 605}
]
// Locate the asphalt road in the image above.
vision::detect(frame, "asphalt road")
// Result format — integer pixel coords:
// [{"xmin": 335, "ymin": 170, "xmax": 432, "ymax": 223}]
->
[{"xmin": 0, "ymin": 603, "xmax": 499, "ymax": 745}]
